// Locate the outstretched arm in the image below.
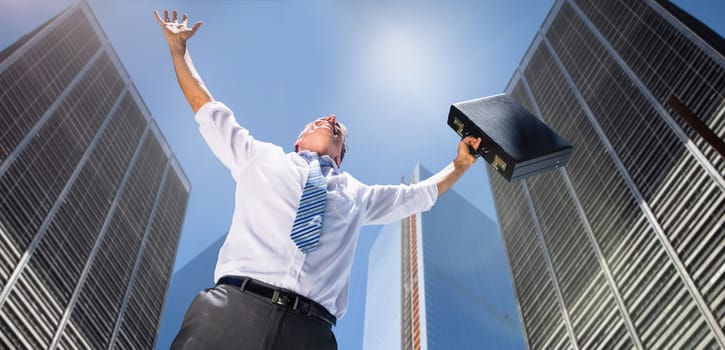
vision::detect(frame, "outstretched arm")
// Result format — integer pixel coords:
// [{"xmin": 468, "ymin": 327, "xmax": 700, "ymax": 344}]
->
[
  {"xmin": 433, "ymin": 136, "xmax": 481, "ymax": 197},
  {"xmin": 155, "ymin": 9, "xmax": 212, "ymax": 113},
  {"xmin": 359, "ymin": 136, "xmax": 482, "ymax": 225}
]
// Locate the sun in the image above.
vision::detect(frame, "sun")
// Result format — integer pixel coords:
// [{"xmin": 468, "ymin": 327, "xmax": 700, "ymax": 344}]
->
[{"xmin": 362, "ymin": 24, "xmax": 437, "ymax": 97}]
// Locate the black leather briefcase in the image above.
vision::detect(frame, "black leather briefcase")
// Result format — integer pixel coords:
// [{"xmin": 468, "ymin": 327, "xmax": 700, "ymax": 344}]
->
[{"xmin": 447, "ymin": 94, "xmax": 573, "ymax": 181}]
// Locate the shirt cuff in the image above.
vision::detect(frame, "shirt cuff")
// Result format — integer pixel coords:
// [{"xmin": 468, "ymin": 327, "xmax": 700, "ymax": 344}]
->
[{"xmin": 194, "ymin": 100, "xmax": 229, "ymax": 124}]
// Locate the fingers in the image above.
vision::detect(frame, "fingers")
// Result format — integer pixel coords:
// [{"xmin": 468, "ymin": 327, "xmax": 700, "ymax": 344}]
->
[
  {"xmin": 462, "ymin": 136, "xmax": 481, "ymax": 147},
  {"xmin": 153, "ymin": 10, "xmax": 164, "ymax": 26},
  {"xmin": 191, "ymin": 22, "xmax": 203, "ymax": 35},
  {"xmin": 470, "ymin": 136, "xmax": 482, "ymax": 149},
  {"xmin": 160, "ymin": 9, "xmax": 178, "ymax": 23},
  {"xmin": 461, "ymin": 136, "xmax": 482, "ymax": 158},
  {"xmin": 155, "ymin": 9, "xmax": 201, "ymax": 39},
  {"xmin": 155, "ymin": 9, "xmax": 195, "ymax": 25}
]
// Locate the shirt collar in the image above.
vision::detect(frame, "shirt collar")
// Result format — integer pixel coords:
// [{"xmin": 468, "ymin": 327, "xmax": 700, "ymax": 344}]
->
[{"xmin": 297, "ymin": 151, "xmax": 340, "ymax": 176}]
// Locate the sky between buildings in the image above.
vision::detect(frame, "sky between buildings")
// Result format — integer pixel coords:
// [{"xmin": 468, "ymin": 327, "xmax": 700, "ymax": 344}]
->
[{"xmin": 1, "ymin": 0, "xmax": 723, "ymax": 349}]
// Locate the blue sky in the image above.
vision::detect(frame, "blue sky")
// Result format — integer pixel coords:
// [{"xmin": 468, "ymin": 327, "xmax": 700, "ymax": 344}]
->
[{"xmin": 2, "ymin": 0, "xmax": 723, "ymax": 349}]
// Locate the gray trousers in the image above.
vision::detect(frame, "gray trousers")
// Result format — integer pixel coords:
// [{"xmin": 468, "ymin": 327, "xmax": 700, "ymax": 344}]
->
[{"xmin": 171, "ymin": 284, "xmax": 337, "ymax": 350}]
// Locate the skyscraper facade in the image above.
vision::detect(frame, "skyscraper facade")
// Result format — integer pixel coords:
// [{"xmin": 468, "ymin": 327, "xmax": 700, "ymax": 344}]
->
[
  {"xmin": 363, "ymin": 165, "xmax": 524, "ymax": 350},
  {"xmin": 0, "ymin": 2, "xmax": 190, "ymax": 349},
  {"xmin": 489, "ymin": 0, "xmax": 724, "ymax": 349}
]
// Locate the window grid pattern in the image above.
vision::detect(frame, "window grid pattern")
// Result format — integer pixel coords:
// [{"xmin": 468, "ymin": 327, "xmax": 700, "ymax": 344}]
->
[
  {"xmin": 114, "ymin": 170, "xmax": 188, "ymax": 349},
  {"xmin": 527, "ymin": 169, "xmax": 631, "ymax": 349},
  {"xmin": 0, "ymin": 8, "xmax": 100, "ymax": 163},
  {"xmin": 0, "ymin": 52, "xmax": 123, "ymax": 291},
  {"xmin": 511, "ymin": 81, "xmax": 641, "ymax": 350},
  {"xmin": 522, "ymin": 37, "xmax": 716, "ymax": 348},
  {"xmin": 573, "ymin": 0, "xmax": 724, "ymax": 175},
  {"xmin": 59, "ymin": 133, "xmax": 167, "ymax": 349},
  {"xmin": 0, "ymin": 93, "xmax": 145, "ymax": 349},
  {"xmin": 488, "ymin": 169, "xmax": 572, "ymax": 350},
  {"xmin": 492, "ymin": 1, "xmax": 724, "ymax": 348},
  {"xmin": 549, "ymin": 1, "xmax": 723, "ymax": 337},
  {"xmin": 0, "ymin": 5, "xmax": 189, "ymax": 349}
]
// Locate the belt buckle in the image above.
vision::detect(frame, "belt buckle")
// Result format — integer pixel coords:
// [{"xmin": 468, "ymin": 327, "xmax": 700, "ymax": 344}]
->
[{"xmin": 272, "ymin": 290, "xmax": 291, "ymax": 306}]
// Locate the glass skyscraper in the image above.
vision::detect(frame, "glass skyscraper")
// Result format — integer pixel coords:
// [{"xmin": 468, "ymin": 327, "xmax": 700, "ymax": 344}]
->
[
  {"xmin": 363, "ymin": 165, "xmax": 524, "ymax": 350},
  {"xmin": 490, "ymin": 0, "xmax": 724, "ymax": 349},
  {"xmin": 0, "ymin": 2, "xmax": 190, "ymax": 349}
]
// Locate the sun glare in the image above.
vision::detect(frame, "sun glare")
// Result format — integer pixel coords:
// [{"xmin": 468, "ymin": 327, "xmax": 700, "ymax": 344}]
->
[{"xmin": 363, "ymin": 24, "xmax": 437, "ymax": 97}]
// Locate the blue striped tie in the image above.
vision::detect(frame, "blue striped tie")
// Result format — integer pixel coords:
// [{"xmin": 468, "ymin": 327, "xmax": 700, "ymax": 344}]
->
[{"xmin": 290, "ymin": 155, "xmax": 326, "ymax": 253}]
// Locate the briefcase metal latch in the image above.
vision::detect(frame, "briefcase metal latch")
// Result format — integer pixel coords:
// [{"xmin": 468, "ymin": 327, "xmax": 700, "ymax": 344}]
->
[
  {"xmin": 452, "ymin": 117, "xmax": 465, "ymax": 136},
  {"xmin": 492, "ymin": 155, "xmax": 507, "ymax": 171}
]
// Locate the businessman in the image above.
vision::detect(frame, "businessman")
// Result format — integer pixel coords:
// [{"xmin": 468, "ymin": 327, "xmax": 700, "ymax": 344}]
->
[{"xmin": 156, "ymin": 9, "xmax": 481, "ymax": 350}]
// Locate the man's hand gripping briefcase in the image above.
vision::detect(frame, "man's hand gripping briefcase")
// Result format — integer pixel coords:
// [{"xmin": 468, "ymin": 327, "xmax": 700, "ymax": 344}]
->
[{"xmin": 448, "ymin": 94, "xmax": 573, "ymax": 181}]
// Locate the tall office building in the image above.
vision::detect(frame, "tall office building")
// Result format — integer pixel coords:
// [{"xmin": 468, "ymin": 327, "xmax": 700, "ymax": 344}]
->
[
  {"xmin": 363, "ymin": 165, "xmax": 524, "ymax": 350},
  {"xmin": 490, "ymin": 0, "xmax": 724, "ymax": 349},
  {"xmin": 0, "ymin": 2, "xmax": 190, "ymax": 349}
]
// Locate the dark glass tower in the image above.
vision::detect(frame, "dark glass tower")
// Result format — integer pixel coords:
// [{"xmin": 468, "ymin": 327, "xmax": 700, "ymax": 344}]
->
[
  {"xmin": 490, "ymin": 0, "xmax": 724, "ymax": 349},
  {"xmin": 0, "ymin": 2, "xmax": 190, "ymax": 349},
  {"xmin": 364, "ymin": 165, "xmax": 524, "ymax": 350}
]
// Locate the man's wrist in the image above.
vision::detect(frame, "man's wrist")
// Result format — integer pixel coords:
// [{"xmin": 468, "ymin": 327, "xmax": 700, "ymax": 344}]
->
[
  {"xmin": 453, "ymin": 158, "xmax": 473, "ymax": 172},
  {"xmin": 169, "ymin": 42, "xmax": 187, "ymax": 56}
]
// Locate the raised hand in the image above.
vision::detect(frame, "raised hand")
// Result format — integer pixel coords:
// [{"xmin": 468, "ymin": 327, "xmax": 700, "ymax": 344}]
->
[
  {"xmin": 154, "ymin": 9, "xmax": 202, "ymax": 54},
  {"xmin": 154, "ymin": 9, "xmax": 212, "ymax": 112}
]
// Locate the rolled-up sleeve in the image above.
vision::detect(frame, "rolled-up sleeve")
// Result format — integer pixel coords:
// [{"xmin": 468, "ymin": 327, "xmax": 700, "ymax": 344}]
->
[
  {"xmin": 360, "ymin": 181, "xmax": 438, "ymax": 225},
  {"xmin": 195, "ymin": 101, "xmax": 256, "ymax": 175}
]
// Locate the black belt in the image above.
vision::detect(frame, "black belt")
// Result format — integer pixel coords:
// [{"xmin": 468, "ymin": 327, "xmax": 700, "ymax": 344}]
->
[{"xmin": 217, "ymin": 276, "xmax": 336, "ymax": 327}]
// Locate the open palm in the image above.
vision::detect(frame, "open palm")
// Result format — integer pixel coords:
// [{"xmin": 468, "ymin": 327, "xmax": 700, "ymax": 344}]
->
[{"xmin": 154, "ymin": 9, "xmax": 202, "ymax": 52}]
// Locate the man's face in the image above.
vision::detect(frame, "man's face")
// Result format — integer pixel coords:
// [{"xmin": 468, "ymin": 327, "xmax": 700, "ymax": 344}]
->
[{"xmin": 294, "ymin": 115, "xmax": 346, "ymax": 166}]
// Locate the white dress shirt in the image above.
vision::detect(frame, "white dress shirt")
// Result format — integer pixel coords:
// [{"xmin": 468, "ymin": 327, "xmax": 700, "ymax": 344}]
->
[{"xmin": 196, "ymin": 101, "xmax": 452, "ymax": 319}]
